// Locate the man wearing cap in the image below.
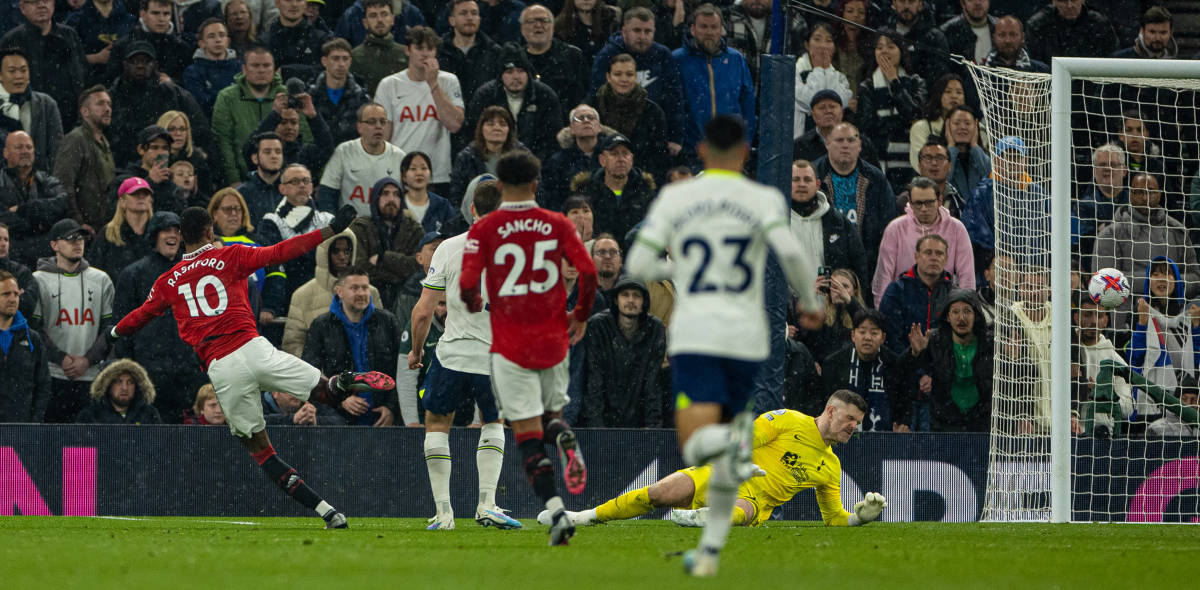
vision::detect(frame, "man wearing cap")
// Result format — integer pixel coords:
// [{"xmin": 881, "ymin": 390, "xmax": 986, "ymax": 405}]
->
[
  {"xmin": 570, "ymin": 134, "xmax": 657, "ymax": 247},
  {"xmin": 103, "ymin": 0, "xmax": 193, "ymax": 83},
  {"xmin": 438, "ymin": 0, "xmax": 502, "ymax": 117},
  {"xmin": 90, "ymin": 176, "xmax": 158, "ymax": 279},
  {"xmin": 794, "ymin": 89, "xmax": 880, "ymax": 168},
  {"xmin": 0, "ymin": 0, "xmax": 86, "ymax": 130},
  {"xmin": 31, "ymin": 218, "xmax": 114, "ymax": 422},
  {"xmin": 962, "ymin": 136, "xmax": 1047, "ymax": 256},
  {"xmin": 108, "ymin": 44, "xmax": 212, "ymax": 169},
  {"xmin": 520, "ymin": 4, "xmax": 587, "ymax": 116},
  {"xmin": 0, "ymin": 48, "xmax": 64, "ymax": 172},
  {"xmin": 349, "ymin": 176, "xmax": 424, "ymax": 307},
  {"xmin": 113, "ymin": 210, "xmax": 206, "ymax": 422},
  {"xmin": 0, "ymin": 131, "xmax": 69, "ymax": 268},
  {"xmin": 540, "ymin": 105, "xmax": 607, "ymax": 213},
  {"xmin": 259, "ymin": 0, "xmax": 334, "ymax": 82},
  {"xmin": 673, "ymin": 4, "xmax": 756, "ymax": 151},
  {"xmin": 109, "ymin": 126, "xmax": 186, "ymax": 217},
  {"xmin": 464, "ymin": 43, "xmax": 563, "ymax": 159}
]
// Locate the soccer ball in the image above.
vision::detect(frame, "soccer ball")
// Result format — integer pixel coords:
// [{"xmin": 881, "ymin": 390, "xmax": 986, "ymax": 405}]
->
[{"xmin": 1088, "ymin": 268, "xmax": 1131, "ymax": 309}]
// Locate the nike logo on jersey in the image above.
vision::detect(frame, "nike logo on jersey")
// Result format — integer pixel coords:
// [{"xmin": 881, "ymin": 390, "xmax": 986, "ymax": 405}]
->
[{"xmin": 637, "ymin": 71, "xmax": 657, "ymax": 88}]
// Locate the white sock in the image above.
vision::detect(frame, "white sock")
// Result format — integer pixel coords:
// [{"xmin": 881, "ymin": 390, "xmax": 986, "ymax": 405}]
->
[
  {"xmin": 545, "ymin": 495, "xmax": 564, "ymax": 515},
  {"xmin": 424, "ymin": 431, "xmax": 452, "ymax": 515},
  {"xmin": 698, "ymin": 453, "xmax": 738, "ymax": 554},
  {"xmin": 683, "ymin": 424, "xmax": 730, "ymax": 467},
  {"xmin": 476, "ymin": 422, "xmax": 504, "ymax": 508},
  {"xmin": 315, "ymin": 500, "xmax": 334, "ymax": 518}
]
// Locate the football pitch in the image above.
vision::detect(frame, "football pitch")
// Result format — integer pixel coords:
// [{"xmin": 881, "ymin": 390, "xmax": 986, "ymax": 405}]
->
[{"xmin": 1, "ymin": 517, "xmax": 1195, "ymax": 589}]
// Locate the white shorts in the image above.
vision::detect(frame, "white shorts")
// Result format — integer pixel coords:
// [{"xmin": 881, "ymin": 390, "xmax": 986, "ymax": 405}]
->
[
  {"xmin": 207, "ymin": 337, "xmax": 322, "ymax": 437},
  {"xmin": 489, "ymin": 353, "xmax": 569, "ymax": 422}
]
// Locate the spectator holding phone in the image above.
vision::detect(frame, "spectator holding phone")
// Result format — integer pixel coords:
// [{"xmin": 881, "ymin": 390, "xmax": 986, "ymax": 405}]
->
[
  {"xmin": 788, "ymin": 159, "xmax": 869, "ymax": 291},
  {"xmin": 108, "ymin": 125, "xmax": 185, "ymax": 216}
]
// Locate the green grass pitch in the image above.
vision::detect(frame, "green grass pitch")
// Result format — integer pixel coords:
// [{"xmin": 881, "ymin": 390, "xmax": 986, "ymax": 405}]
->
[{"xmin": 1, "ymin": 516, "xmax": 1195, "ymax": 589}]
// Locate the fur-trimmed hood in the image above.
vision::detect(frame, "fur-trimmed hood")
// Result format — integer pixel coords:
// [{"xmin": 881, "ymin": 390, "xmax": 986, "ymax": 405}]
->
[{"xmin": 89, "ymin": 359, "xmax": 156, "ymax": 403}]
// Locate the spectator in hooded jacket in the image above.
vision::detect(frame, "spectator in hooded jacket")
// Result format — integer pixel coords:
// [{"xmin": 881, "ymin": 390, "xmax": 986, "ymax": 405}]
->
[
  {"xmin": 465, "ymin": 43, "xmax": 563, "ymax": 161},
  {"xmin": 32, "ymin": 218, "xmax": 114, "ymax": 423},
  {"xmin": 303, "ymin": 266, "xmax": 400, "ymax": 426},
  {"xmin": 857, "ymin": 30, "xmax": 926, "ymax": 192},
  {"xmin": 112, "ymin": 210, "xmax": 207, "ymax": 422},
  {"xmin": 318, "ymin": 103, "xmax": 409, "ymax": 215},
  {"xmin": 1126, "ymin": 257, "xmax": 1199, "ymax": 427},
  {"xmin": 282, "ymin": 229, "xmax": 383, "ymax": 355},
  {"xmin": 258, "ymin": 0, "xmax": 333, "ymax": 82},
  {"xmin": 793, "ymin": 22, "xmax": 851, "ymax": 141},
  {"xmin": 595, "ymin": 54, "xmax": 670, "ymax": 176},
  {"xmin": 1026, "ymin": 0, "xmax": 1118, "ymax": 63},
  {"xmin": 309, "ymin": 38, "xmax": 372, "ymax": 146},
  {"xmin": 903, "ymin": 288, "xmax": 993, "ymax": 432},
  {"xmin": 591, "ymin": 7, "xmax": 686, "ymax": 157},
  {"xmin": 348, "ymin": 176, "xmax": 424, "ymax": 307},
  {"xmin": 75, "ymin": 358, "xmax": 161, "ymax": 424},
  {"xmin": 878, "ymin": 234, "xmax": 956, "ymax": 357},
  {"xmin": 672, "ymin": 4, "xmax": 755, "ymax": 151},
  {"xmin": 103, "ymin": 0, "xmax": 193, "ymax": 83},
  {"xmin": 0, "ymin": 0, "xmax": 86, "ymax": 130},
  {"xmin": 0, "ymin": 132, "xmax": 68, "ymax": 268},
  {"xmin": 183, "ymin": 18, "xmax": 243, "ymax": 117},
  {"xmin": 0, "ymin": 269, "xmax": 51, "ymax": 423},
  {"xmin": 873, "ymin": 177, "xmax": 973, "ymax": 307},
  {"xmin": 789, "ymin": 159, "xmax": 868, "ymax": 291},
  {"xmin": 580, "ymin": 276, "xmax": 667, "ymax": 427},
  {"xmin": 570, "ymin": 134, "xmax": 657, "ymax": 245},
  {"xmin": 821, "ymin": 308, "xmax": 909, "ymax": 432},
  {"xmin": 0, "ymin": 48, "xmax": 63, "ymax": 173}
]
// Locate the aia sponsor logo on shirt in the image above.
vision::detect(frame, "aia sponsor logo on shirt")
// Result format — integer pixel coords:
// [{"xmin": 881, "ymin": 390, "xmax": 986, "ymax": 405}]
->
[
  {"xmin": 394, "ymin": 104, "xmax": 438, "ymax": 123},
  {"xmin": 56, "ymin": 308, "xmax": 95, "ymax": 326}
]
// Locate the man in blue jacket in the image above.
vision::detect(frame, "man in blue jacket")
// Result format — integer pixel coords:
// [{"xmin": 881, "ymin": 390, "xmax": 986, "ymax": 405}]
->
[
  {"xmin": 671, "ymin": 4, "xmax": 755, "ymax": 151},
  {"xmin": 878, "ymin": 234, "xmax": 956, "ymax": 356},
  {"xmin": 591, "ymin": 7, "xmax": 686, "ymax": 158}
]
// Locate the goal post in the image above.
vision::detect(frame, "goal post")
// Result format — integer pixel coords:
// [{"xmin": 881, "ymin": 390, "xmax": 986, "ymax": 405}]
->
[{"xmin": 967, "ymin": 57, "xmax": 1200, "ymax": 523}]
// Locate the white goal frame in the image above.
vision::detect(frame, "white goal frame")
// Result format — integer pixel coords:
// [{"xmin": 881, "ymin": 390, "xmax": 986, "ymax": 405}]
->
[{"xmin": 1049, "ymin": 57, "xmax": 1200, "ymax": 523}]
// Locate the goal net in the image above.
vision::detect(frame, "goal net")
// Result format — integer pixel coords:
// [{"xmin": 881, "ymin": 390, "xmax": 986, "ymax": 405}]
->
[{"xmin": 966, "ymin": 59, "xmax": 1200, "ymax": 523}]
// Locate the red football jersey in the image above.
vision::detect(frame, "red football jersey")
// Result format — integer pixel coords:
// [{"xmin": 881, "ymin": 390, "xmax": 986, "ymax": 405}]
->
[
  {"xmin": 460, "ymin": 201, "xmax": 597, "ymax": 369},
  {"xmin": 115, "ymin": 230, "xmax": 325, "ymax": 368}
]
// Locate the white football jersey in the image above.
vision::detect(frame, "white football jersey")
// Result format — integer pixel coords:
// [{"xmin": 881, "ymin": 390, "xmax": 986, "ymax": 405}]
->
[
  {"xmin": 376, "ymin": 70, "xmax": 463, "ymax": 184},
  {"xmin": 634, "ymin": 170, "xmax": 798, "ymax": 361},
  {"xmin": 422, "ymin": 232, "xmax": 492, "ymax": 374},
  {"xmin": 320, "ymin": 139, "xmax": 407, "ymax": 217}
]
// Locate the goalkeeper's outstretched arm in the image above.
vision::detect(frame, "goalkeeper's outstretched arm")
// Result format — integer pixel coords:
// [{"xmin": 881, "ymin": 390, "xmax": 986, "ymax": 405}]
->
[{"xmin": 847, "ymin": 492, "xmax": 888, "ymax": 526}]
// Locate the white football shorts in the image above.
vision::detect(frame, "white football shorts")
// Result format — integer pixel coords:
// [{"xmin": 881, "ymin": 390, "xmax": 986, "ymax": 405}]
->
[
  {"xmin": 207, "ymin": 336, "xmax": 322, "ymax": 437},
  {"xmin": 488, "ymin": 353, "xmax": 569, "ymax": 422}
]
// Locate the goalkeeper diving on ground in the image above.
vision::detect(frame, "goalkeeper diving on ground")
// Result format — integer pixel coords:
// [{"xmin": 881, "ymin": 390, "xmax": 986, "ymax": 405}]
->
[{"xmin": 537, "ymin": 391, "xmax": 887, "ymax": 528}]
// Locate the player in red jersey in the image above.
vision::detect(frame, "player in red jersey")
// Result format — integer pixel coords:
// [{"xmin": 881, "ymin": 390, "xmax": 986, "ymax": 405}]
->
[
  {"xmin": 110, "ymin": 205, "xmax": 395, "ymax": 529},
  {"xmin": 460, "ymin": 151, "xmax": 598, "ymax": 546}
]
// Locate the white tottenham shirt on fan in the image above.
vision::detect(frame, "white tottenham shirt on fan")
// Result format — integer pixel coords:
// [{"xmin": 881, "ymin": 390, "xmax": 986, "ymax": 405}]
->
[
  {"xmin": 422, "ymin": 232, "xmax": 492, "ymax": 375},
  {"xmin": 319, "ymin": 139, "xmax": 408, "ymax": 216},
  {"xmin": 376, "ymin": 69, "xmax": 464, "ymax": 185}
]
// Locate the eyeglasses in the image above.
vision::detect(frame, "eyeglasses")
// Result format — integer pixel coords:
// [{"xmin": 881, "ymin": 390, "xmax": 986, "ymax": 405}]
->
[
  {"xmin": 918, "ymin": 154, "xmax": 949, "ymax": 162},
  {"xmin": 523, "ymin": 17, "xmax": 552, "ymax": 24},
  {"xmin": 219, "ymin": 205, "xmax": 243, "ymax": 215},
  {"xmin": 167, "ymin": 126, "xmax": 188, "ymax": 133},
  {"xmin": 571, "ymin": 114, "xmax": 598, "ymax": 123},
  {"xmin": 284, "ymin": 177, "xmax": 313, "ymax": 186},
  {"xmin": 359, "ymin": 118, "xmax": 389, "ymax": 126},
  {"xmin": 909, "ymin": 199, "xmax": 939, "ymax": 209},
  {"xmin": 20, "ymin": 0, "xmax": 52, "ymax": 5},
  {"xmin": 594, "ymin": 249, "xmax": 620, "ymax": 258}
]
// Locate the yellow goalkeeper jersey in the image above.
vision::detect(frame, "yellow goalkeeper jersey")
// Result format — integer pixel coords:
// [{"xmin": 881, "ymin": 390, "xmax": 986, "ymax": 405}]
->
[{"xmin": 750, "ymin": 409, "xmax": 852, "ymax": 526}]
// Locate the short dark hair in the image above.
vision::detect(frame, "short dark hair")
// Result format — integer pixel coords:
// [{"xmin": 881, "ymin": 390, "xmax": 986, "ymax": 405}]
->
[
  {"xmin": 495, "ymin": 150, "xmax": 541, "ymax": 186},
  {"xmin": 922, "ymin": 135, "xmax": 949, "ymax": 150},
  {"xmin": 197, "ymin": 17, "xmax": 227, "ymax": 38},
  {"xmin": 362, "ymin": 0, "xmax": 391, "ymax": 12},
  {"xmin": 1121, "ymin": 108, "xmax": 1144, "ymax": 123},
  {"xmin": 609, "ymin": 53, "xmax": 636, "ymax": 71},
  {"xmin": 180, "ymin": 207, "xmax": 213, "ymax": 245},
  {"xmin": 77, "ymin": 84, "xmax": 108, "ymax": 110},
  {"xmin": 1142, "ymin": 5, "xmax": 1172, "ymax": 27},
  {"xmin": 915, "ymin": 233, "xmax": 948, "ymax": 252},
  {"xmin": 342, "ymin": 264, "xmax": 371, "ymax": 279},
  {"xmin": 908, "ymin": 176, "xmax": 939, "ymax": 194},
  {"xmin": 243, "ymin": 43, "xmax": 273, "ymax": 59},
  {"xmin": 562, "ymin": 194, "xmax": 592, "ymax": 214},
  {"xmin": 451, "ymin": 0, "xmax": 478, "ymax": 10},
  {"xmin": 407, "ymin": 25, "xmax": 441, "ymax": 49},
  {"xmin": 690, "ymin": 3, "xmax": 721, "ymax": 25},
  {"xmin": 829, "ymin": 389, "xmax": 869, "ymax": 414},
  {"xmin": 1130, "ymin": 171, "xmax": 1161, "ymax": 190},
  {"xmin": 851, "ymin": 308, "xmax": 885, "ymax": 332},
  {"xmin": 401, "ymin": 151, "xmax": 433, "ymax": 178},
  {"xmin": 591, "ymin": 233, "xmax": 619, "ymax": 255},
  {"xmin": 356, "ymin": 102, "xmax": 386, "ymax": 122},
  {"xmin": 0, "ymin": 47, "xmax": 27, "ymax": 65},
  {"xmin": 251, "ymin": 132, "xmax": 283, "ymax": 153},
  {"xmin": 473, "ymin": 180, "xmax": 502, "ymax": 216},
  {"xmin": 322, "ymin": 37, "xmax": 353, "ymax": 57},
  {"xmin": 703, "ymin": 114, "xmax": 746, "ymax": 152},
  {"xmin": 623, "ymin": 6, "xmax": 653, "ymax": 24},
  {"xmin": 143, "ymin": 0, "xmax": 173, "ymax": 10},
  {"xmin": 0, "ymin": 269, "xmax": 13, "ymax": 283}
]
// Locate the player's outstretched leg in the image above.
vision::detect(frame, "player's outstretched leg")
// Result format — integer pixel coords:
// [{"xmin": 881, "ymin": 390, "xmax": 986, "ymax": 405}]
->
[
  {"xmin": 475, "ymin": 421, "xmax": 522, "ymax": 529},
  {"xmin": 537, "ymin": 470, "xmax": 700, "ymax": 527},
  {"xmin": 544, "ymin": 417, "xmax": 586, "ymax": 495},
  {"xmin": 308, "ymin": 371, "xmax": 397, "ymax": 407},
  {"xmin": 242, "ymin": 431, "xmax": 347, "ymax": 529}
]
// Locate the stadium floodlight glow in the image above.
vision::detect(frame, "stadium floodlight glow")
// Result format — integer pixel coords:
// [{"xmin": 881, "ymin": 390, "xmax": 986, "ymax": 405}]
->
[{"xmin": 967, "ymin": 57, "xmax": 1200, "ymax": 524}]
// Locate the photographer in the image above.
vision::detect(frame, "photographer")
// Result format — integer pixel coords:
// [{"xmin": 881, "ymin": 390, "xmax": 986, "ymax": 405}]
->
[{"xmin": 243, "ymin": 83, "xmax": 334, "ymax": 181}]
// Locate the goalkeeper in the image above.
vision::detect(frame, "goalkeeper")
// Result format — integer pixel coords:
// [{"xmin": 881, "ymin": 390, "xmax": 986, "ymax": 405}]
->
[{"xmin": 538, "ymin": 391, "xmax": 887, "ymax": 528}]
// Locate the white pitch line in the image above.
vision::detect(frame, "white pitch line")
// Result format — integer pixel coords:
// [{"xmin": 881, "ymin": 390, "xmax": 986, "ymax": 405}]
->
[{"xmin": 89, "ymin": 516, "xmax": 258, "ymax": 525}]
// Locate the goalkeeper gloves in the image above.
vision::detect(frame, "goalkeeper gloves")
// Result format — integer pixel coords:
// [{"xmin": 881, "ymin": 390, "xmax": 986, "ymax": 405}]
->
[
  {"xmin": 849, "ymin": 492, "xmax": 887, "ymax": 526},
  {"xmin": 329, "ymin": 204, "xmax": 358, "ymax": 235}
]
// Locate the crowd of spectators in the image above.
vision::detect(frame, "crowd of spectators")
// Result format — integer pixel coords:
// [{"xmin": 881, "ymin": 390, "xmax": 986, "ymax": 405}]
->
[{"xmin": 0, "ymin": 0, "xmax": 1195, "ymax": 438}]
